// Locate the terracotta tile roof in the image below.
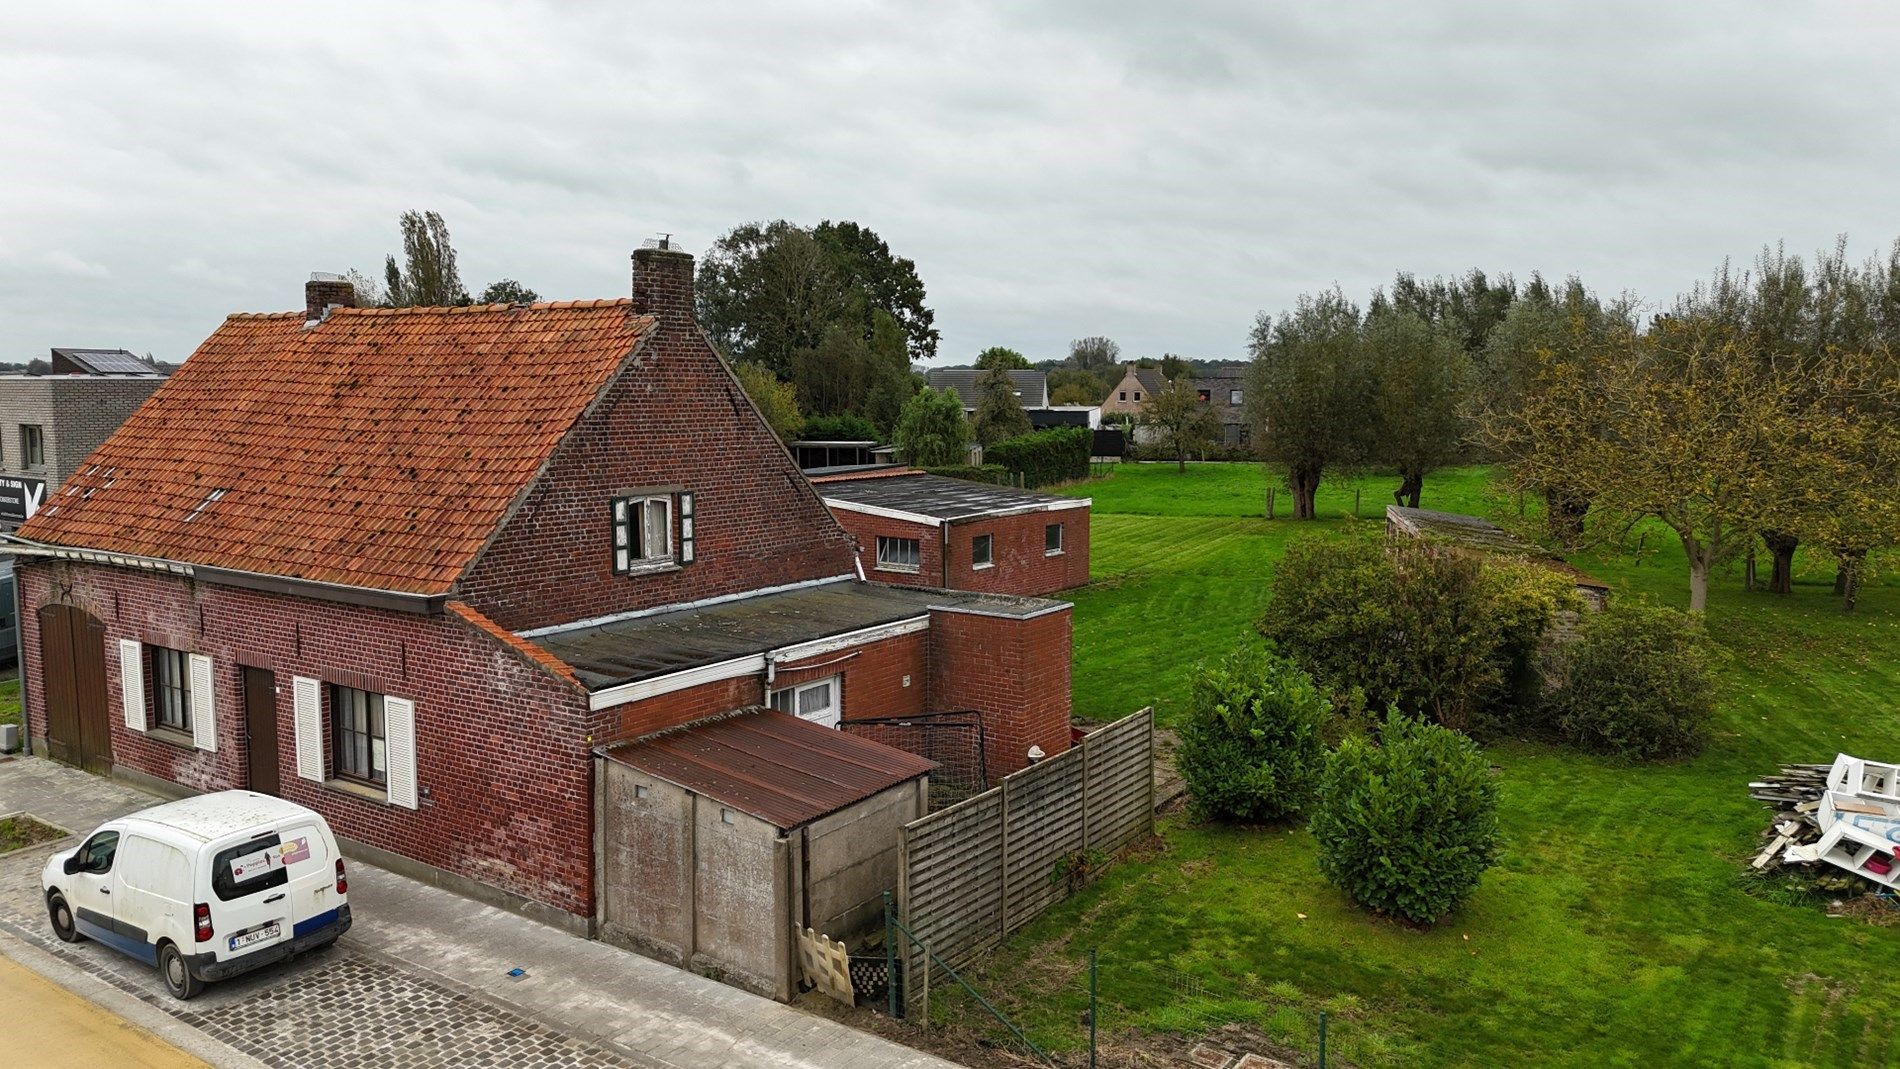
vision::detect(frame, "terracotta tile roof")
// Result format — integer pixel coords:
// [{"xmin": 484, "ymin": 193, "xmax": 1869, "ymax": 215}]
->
[
  {"xmin": 19, "ymin": 301, "xmax": 653, "ymax": 595},
  {"xmin": 447, "ymin": 600, "xmax": 583, "ymax": 688}
]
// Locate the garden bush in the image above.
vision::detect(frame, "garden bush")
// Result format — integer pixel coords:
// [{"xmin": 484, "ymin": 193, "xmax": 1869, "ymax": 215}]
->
[
  {"xmin": 1260, "ymin": 534, "xmax": 1575, "ymax": 731},
  {"xmin": 1544, "ymin": 600, "xmax": 1716, "ymax": 759},
  {"xmin": 1310, "ymin": 710, "xmax": 1501, "ymax": 924},
  {"xmin": 1177, "ymin": 644, "xmax": 1330, "ymax": 822},
  {"xmin": 798, "ymin": 412, "xmax": 880, "ymax": 441},
  {"xmin": 986, "ymin": 426, "xmax": 1090, "ymax": 487},
  {"xmin": 923, "ymin": 464, "xmax": 1011, "ymax": 486}
]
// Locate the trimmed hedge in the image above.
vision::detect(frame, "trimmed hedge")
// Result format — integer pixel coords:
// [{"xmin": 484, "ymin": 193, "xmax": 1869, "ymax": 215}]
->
[
  {"xmin": 1178, "ymin": 644, "xmax": 1330, "ymax": 822},
  {"xmin": 1310, "ymin": 710, "xmax": 1501, "ymax": 924},
  {"xmin": 987, "ymin": 426, "xmax": 1091, "ymax": 488}
]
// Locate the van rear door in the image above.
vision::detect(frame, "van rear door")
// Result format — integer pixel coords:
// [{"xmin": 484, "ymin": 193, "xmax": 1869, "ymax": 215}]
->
[
  {"xmin": 273, "ymin": 820, "xmax": 339, "ymax": 936},
  {"xmin": 208, "ymin": 831, "xmax": 299, "ymax": 959}
]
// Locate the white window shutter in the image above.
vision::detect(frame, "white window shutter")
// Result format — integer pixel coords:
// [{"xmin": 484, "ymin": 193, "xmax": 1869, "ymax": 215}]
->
[
  {"xmin": 119, "ymin": 639, "xmax": 145, "ymax": 732},
  {"xmin": 292, "ymin": 676, "xmax": 323, "ymax": 782},
  {"xmin": 188, "ymin": 653, "xmax": 217, "ymax": 752},
  {"xmin": 383, "ymin": 696, "xmax": 418, "ymax": 810},
  {"xmin": 678, "ymin": 491, "xmax": 695, "ymax": 563}
]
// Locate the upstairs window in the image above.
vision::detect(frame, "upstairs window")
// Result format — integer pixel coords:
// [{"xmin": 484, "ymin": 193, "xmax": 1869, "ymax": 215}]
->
[
  {"xmin": 875, "ymin": 536, "xmax": 921, "ymax": 573},
  {"xmin": 613, "ymin": 491, "xmax": 694, "ymax": 572},
  {"xmin": 1118, "ymin": 391, "xmax": 1127, "ymax": 401},
  {"xmin": 972, "ymin": 533, "xmax": 994, "ymax": 569},
  {"xmin": 21, "ymin": 425, "xmax": 44, "ymax": 471},
  {"xmin": 1132, "ymin": 391, "xmax": 1142, "ymax": 402},
  {"xmin": 1198, "ymin": 389, "xmax": 1211, "ymax": 402},
  {"xmin": 1229, "ymin": 388, "xmax": 1243, "ymax": 405},
  {"xmin": 149, "ymin": 645, "xmax": 192, "ymax": 733}
]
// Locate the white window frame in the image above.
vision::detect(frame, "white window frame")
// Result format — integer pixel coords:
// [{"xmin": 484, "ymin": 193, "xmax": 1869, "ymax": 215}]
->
[
  {"xmin": 972, "ymin": 533, "xmax": 994, "ymax": 570},
  {"xmin": 613, "ymin": 494, "xmax": 674, "ymax": 573},
  {"xmin": 1045, "ymin": 522, "xmax": 1063, "ymax": 556},
  {"xmin": 874, "ymin": 535, "xmax": 921, "ymax": 574},
  {"xmin": 1229, "ymin": 388, "xmax": 1243, "ymax": 405},
  {"xmin": 770, "ymin": 674, "xmax": 840, "ymax": 729}
]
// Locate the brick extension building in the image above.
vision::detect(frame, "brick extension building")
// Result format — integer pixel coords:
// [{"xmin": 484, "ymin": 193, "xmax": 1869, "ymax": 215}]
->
[
  {"xmin": 813, "ymin": 469, "xmax": 1090, "ymax": 596},
  {"xmin": 8, "ymin": 245, "xmax": 1073, "ymax": 937}
]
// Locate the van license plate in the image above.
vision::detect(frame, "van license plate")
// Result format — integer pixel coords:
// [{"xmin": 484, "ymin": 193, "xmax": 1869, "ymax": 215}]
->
[{"xmin": 229, "ymin": 923, "xmax": 281, "ymax": 952}]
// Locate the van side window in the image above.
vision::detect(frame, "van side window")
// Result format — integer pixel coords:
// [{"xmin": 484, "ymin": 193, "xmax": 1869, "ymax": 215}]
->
[
  {"xmin": 211, "ymin": 833, "xmax": 291, "ymax": 901},
  {"xmin": 77, "ymin": 830, "xmax": 119, "ymax": 874}
]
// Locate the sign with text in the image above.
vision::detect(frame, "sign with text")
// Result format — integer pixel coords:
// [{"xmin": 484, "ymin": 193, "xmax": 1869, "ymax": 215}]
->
[{"xmin": 0, "ymin": 476, "xmax": 45, "ymax": 524}]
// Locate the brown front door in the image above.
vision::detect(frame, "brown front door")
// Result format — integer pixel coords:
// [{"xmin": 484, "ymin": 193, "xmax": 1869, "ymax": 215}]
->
[
  {"xmin": 37, "ymin": 604, "xmax": 112, "ymax": 773},
  {"xmin": 243, "ymin": 666, "xmax": 280, "ymax": 796}
]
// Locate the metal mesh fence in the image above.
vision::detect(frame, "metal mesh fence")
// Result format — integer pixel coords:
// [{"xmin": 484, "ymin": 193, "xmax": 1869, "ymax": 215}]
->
[{"xmin": 843, "ymin": 710, "xmax": 989, "ymax": 808}]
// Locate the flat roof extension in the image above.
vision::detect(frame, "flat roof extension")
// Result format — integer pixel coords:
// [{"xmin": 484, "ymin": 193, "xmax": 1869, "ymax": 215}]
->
[{"xmin": 816, "ymin": 471, "xmax": 1088, "ymax": 524}]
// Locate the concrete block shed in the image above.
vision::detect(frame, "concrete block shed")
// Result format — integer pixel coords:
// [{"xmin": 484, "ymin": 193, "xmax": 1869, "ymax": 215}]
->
[{"xmin": 595, "ymin": 708, "xmax": 933, "ymax": 1000}]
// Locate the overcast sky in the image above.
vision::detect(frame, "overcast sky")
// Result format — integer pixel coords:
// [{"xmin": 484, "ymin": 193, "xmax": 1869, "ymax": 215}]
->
[{"xmin": 4, "ymin": 2, "xmax": 1898, "ymax": 366}]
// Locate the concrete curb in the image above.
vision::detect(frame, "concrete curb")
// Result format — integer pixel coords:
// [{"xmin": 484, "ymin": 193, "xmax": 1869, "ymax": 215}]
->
[{"xmin": 0, "ymin": 926, "xmax": 270, "ymax": 1069}]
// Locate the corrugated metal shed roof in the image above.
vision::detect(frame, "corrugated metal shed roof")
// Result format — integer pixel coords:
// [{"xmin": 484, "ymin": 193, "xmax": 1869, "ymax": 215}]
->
[
  {"xmin": 818, "ymin": 472, "xmax": 1085, "ymax": 521},
  {"xmin": 1387, "ymin": 505, "xmax": 1610, "ymax": 591},
  {"xmin": 923, "ymin": 368, "xmax": 1047, "ymax": 408},
  {"xmin": 602, "ymin": 708, "xmax": 934, "ymax": 828}
]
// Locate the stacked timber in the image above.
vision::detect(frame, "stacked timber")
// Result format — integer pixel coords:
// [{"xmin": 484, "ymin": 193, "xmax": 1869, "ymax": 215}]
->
[{"xmin": 1746, "ymin": 763, "xmax": 1878, "ymax": 893}]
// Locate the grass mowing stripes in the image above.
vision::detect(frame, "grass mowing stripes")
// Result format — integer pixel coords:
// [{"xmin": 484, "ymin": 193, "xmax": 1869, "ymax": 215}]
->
[{"xmin": 959, "ymin": 462, "xmax": 1900, "ymax": 1067}]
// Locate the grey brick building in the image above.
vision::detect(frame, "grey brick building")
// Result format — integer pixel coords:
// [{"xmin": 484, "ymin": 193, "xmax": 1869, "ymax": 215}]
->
[{"xmin": 0, "ymin": 349, "xmax": 166, "ymax": 532}]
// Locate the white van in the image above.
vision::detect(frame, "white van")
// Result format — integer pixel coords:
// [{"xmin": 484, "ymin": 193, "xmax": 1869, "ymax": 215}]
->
[{"xmin": 41, "ymin": 791, "xmax": 352, "ymax": 999}]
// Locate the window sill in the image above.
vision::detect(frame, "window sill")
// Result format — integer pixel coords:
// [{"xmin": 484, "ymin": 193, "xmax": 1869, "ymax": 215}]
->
[
  {"xmin": 875, "ymin": 564, "xmax": 921, "ymax": 575},
  {"xmin": 145, "ymin": 726, "xmax": 196, "ymax": 751},
  {"xmin": 620, "ymin": 559, "xmax": 682, "ymax": 578},
  {"xmin": 323, "ymin": 778, "xmax": 391, "ymax": 806},
  {"xmin": 972, "ymin": 562, "xmax": 995, "ymax": 571},
  {"xmin": 1045, "ymin": 549, "xmax": 1064, "ymax": 557}
]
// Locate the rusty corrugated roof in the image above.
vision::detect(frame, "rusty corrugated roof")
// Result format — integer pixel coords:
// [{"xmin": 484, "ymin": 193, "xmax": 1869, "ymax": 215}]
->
[{"xmin": 601, "ymin": 708, "xmax": 934, "ymax": 829}]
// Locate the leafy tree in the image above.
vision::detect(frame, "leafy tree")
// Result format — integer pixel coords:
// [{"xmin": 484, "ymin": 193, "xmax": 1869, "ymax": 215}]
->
[
  {"xmin": 24, "ymin": 357, "xmax": 48, "ymax": 376},
  {"xmin": 697, "ymin": 221, "xmax": 858, "ymax": 378},
  {"xmin": 382, "ymin": 210, "xmax": 469, "ymax": 307},
  {"xmin": 1365, "ymin": 309, "xmax": 1471, "ymax": 507},
  {"xmin": 478, "ymin": 278, "xmax": 539, "ymax": 304},
  {"xmin": 1246, "ymin": 289, "xmax": 1373, "ymax": 518},
  {"xmin": 343, "ymin": 267, "xmax": 386, "ymax": 308},
  {"xmin": 1159, "ymin": 353, "xmax": 1191, "ymax": 381},
  {"xmin": 862, "ymin": 309, "xmax": 920, "ymax": 437},
  {"xmin": 894, "ymin": 387, "xmax": 972, "ymax": 466},
  {"xmin": 1047, "ymin": 367, "xmax": 1108, "ymax": 405},
  {"xmin": 1311, "ymin": 710, "xmax": 1501, "ymax": 925},
  {"xmin": 1068, "ymin": 336, "xmax": 1121, "ymax": 374},
  {"xmin": 972, "ymin": 367, "xmax": 1033, "ymax": 447},
  {"xmin": 1141, "ymin": 376, "xmax": 1220, "ymax": 472},
  {"xmin": 799, "ymin": 413, "xmax": 879, "ymax": 441},
  {"xmin": 730, "ymin": 361, "xmax": 802, "ymax": 442},
  {"xmin": 1378, "ymin": 268, "xmax": 1518, "ymax": 360},
  {"xmin": 813, "ymin": 220, "xmax": 939, "ymax": 362},
  {"xmin": 791, "ymin": 322, "xmax": 871, "ymax": 419},
  {"xmin": 1178, "ymin": 643, "xmax": 1330, "ymax": 823},
  {"xmin": 974, "ymin": 346, "xmax": 1032, "ymax": 371}
]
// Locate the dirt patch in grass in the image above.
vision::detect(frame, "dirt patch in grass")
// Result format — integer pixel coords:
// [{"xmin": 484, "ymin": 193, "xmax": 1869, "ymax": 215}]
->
[{"xmin": 0, "ymin": 814, "xmax": 66, "ymax": 854}]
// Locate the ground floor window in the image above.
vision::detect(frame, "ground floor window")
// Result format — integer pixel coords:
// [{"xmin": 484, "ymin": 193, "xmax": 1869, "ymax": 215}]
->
[
  {"xmin": 1045, "ymin": 522, "xmax": 1063, "ymax": 555},
  {"xmin": 972, "ymin": 533, "xmax": 994, "ymax": 569},
  {"xmin": 330, "ymin": 684, "xmax": 387, "ymax": 786},
  {"xmin": 875, "ymin": 535, "xmax": 921, "ymax": 573},
  {"xmin": 770, "ymin": 675, "xmax": 840, "ymax": 728},
  {"xmin": 149, "ymin": 645, "xmax": 192, "ymax": 732}
]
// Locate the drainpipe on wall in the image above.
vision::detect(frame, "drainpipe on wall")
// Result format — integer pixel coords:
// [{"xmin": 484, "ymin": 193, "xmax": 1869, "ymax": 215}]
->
[{"xmin": 940, "ymin": 521, "xmax": 951, "ymax": 588}]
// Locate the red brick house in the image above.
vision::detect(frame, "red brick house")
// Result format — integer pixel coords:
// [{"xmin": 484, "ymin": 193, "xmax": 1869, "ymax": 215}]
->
[
  {"xmin": 813, "ymin": 469, "xmax": 1090, "ymax": 596},
  {"xmin": 9, "ymin": 245, "xmax": 1073, "ymax": 937}
]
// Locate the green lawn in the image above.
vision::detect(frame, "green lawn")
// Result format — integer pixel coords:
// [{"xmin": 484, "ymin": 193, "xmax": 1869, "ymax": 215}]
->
[
  {"xmin": 973, "ymin": 462, "xmax": 1900, "ymax": 1067},
  {"xmin": 0, "ymin": 676, "xmax": 18, "ymax": 733}
]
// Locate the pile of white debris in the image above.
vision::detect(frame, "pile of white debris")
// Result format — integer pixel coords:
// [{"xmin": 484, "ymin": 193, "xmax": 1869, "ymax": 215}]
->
[{"xmin": 1748, "ymin": 754, "xmax": 1900, "ymax": 888}]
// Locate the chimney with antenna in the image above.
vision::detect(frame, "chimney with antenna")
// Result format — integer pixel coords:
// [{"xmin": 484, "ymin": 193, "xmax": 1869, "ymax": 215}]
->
[
  {"xmin": 630, "ymin": 234, "xmax": 694, "ymax": 331},
  {"xmin": 304, "ymin": 272, "xmax": 356, "ymax": 325}
]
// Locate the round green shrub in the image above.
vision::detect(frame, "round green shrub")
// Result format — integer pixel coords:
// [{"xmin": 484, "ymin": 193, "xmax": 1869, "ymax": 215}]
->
[
  {"xmin": 1177, "ymin": 644, "xmax": 1329, "ymax": 822},
  {"xmin": 1310, "ymin": 711, "xmax": 1500, "ymax": 924},
  {"xmin": 1546, "ymin": 600, "xmax": 1716, "ymax": 760}
]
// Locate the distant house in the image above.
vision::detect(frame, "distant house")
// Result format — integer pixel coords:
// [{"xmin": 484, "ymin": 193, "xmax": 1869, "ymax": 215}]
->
[
  {"xmin": 1100, "ymin": 364, "xmax": 1165, "ymax": 419},
  {"xmin": 814, "ymin": 469, "xmax": 1090, "ymax": 596},
  {"xmin": 1189, "ymin": 366, "xmax": 1250, "ymax": 446},
  {"xmin": 1386, "ymin": 505, "xmax": 1610, "ymax": 609},
  {"xmin": 924, "ymin": 368, "xmax": 1047, "ymax": 411}
]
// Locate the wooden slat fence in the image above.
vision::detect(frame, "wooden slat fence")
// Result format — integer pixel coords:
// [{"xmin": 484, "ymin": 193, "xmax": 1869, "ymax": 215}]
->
[{"xmin": 895, "ymin": 708, "xmax": 1154, "ymax": 1010}]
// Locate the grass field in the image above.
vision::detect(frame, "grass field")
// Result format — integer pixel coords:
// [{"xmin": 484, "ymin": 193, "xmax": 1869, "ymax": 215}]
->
[{"xmin": 963, "ymin": 462, "xmax": 1900, "ymax": 1068}]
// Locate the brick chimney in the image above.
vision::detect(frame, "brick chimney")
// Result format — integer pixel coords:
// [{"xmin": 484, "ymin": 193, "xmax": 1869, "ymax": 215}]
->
[
  {"xmin": 304, "ymin": 273, "xmax": 357, "ymax": 325},
  {"xmin": 630, "ymin": 236, "xmax": 695, "ymax": 331}
]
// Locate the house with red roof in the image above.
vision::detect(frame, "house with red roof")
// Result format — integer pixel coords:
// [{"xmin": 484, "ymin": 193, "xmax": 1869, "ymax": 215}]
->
[{"xmin": 8, "ymin": 243, "xmax": 1073, "ymax": 986}]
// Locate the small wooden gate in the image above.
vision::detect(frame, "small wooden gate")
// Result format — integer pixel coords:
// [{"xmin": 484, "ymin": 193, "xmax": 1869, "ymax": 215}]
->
[
  {"xmin": 796, "ymin": 927, "xmax": 854, "ymax": 1005},
  {"xmin": 38, "ymin": 603, "xmax": 112, "ymax": 773}
]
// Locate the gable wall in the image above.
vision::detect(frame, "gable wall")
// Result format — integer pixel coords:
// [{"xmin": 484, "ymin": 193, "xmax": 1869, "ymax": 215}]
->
[{"xmin": 458, "ymin": 324, "xmax": 857, "ymax": 633}]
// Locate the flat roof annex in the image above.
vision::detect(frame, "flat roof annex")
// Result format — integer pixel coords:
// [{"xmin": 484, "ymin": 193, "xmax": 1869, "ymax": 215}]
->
[{"xmin": 814, "ymin": 472, "xmax": 1089, "ymax": 524}]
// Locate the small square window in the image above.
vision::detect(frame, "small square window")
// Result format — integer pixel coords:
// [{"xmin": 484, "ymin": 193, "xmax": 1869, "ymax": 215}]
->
[
  {"xmin": 613, "ymin": 494, "xmax": 676, "ymax": 572},
  {"xmin": 1118, "ymin": 391, "xmax": 1127, "ymax": 401},
  {"xmin": 1045, "ymin": 523, "xmax": 1063, "ymax": 556},
  {"xmin": 1229, "ymin": 389, "xmax": 1243, "ymax": 405},
  {"xmin": 634, "ymin": 784, "xmax": 649, "ymax": 800},
  {"xmin": 972, "ymin": 533, "xmax": 993, "ymax": 569},
  {"xmin": 1133, "ymin": 392, "xmax": 1142, "ymax": 402}
]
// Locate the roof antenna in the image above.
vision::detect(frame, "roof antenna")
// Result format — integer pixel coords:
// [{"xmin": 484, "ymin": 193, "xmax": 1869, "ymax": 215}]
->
[{"xmin": 640, "ymin": 233, "xmax": 674, "ymax": 251}]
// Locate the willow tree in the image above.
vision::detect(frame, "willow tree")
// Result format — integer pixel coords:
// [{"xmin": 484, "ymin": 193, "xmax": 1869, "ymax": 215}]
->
[
  {"xmin": 1365, "ymin": 309, "xmax": 1470, "ymax": 508},
  {"xmin": 1247, "ymin": 289, "xmax": 1372, "ymax": 519}
]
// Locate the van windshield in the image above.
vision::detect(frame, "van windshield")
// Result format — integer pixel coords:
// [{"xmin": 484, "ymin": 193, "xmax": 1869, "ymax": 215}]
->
[{"xmin": 212, "ymin": 833, "xmax": 291, "ymax": 901}]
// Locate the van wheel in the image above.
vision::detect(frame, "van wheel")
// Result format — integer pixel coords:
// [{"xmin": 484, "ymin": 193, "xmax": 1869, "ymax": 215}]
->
[
  {"xmin": 46, "ymin": 892, "xmax": 82, "ymax": 943},
  {"xmin": 158, "ymin": 943, "xmax": 203, "ymax": 1001}
]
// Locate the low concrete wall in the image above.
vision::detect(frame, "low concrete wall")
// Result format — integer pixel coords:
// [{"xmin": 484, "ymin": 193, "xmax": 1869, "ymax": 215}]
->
[{"xmin": 803, "ymin": 779, "xmax": 924, "ymax": 941}]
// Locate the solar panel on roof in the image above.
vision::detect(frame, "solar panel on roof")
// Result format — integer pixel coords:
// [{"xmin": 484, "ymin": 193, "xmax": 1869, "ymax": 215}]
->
[{"xmin": 52, "ymin": 348, "xmax": 155, "ymax": 375}]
